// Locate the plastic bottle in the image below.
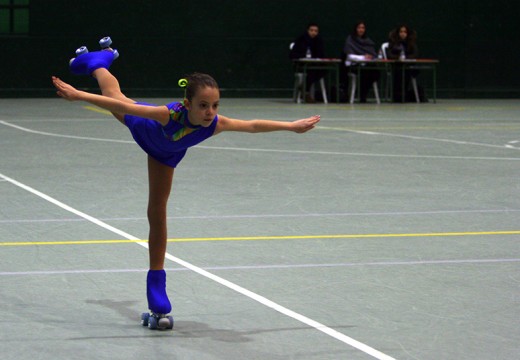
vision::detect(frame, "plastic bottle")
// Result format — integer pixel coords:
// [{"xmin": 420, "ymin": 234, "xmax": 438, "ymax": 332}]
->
[
  {"xmin": 399, "ymin": 47, "xmax": 405, "ymax": 61},
  {"xmin": 306, "ymin": 47, "xmax": 312, "ymax": 58}
]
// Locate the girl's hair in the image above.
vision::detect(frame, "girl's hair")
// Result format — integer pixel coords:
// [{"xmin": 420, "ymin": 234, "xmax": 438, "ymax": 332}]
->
[{"xmin": 179, "ymin": 73, "xmax": 219, "ymax": 101}]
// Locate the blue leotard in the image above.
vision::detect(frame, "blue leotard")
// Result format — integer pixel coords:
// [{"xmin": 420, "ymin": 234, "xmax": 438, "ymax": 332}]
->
[{"xmin": 124, "ymin": 102, "xmax": 218, "ymax": 168}]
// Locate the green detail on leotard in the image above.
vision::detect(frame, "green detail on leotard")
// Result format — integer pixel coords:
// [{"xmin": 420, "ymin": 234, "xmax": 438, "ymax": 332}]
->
[{"xmin": 165, "ymin": 105, "xmax": 198, "ymax": 142}]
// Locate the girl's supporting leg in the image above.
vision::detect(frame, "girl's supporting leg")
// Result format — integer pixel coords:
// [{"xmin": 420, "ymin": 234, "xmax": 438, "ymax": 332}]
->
[
  {"xmin": 147, "ymin": 155, "xmax": 174, "ymax": 270},
  {"xmin": 91, "ymin": 68, "xmax": 135, "ymax": 124}
]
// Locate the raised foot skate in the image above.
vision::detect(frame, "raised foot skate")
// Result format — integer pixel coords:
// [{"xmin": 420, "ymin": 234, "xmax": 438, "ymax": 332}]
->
[
  {"xmin": 69, "ymin": 36, "xmax": 119, "ymax": 75},
  {"xmin": 141, "ymin": 312, "xmax": 174, "ymax": 330},
  {"xmin": 68, "ymin": 46, "xmax": 89, "ymax": 66},
  {"xmin": 98, "ymin": 36, "xmax": 119, "ymax": 59}
]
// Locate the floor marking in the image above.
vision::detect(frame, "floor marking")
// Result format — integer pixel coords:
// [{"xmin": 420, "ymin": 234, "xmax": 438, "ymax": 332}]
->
[
  {"xmin": 83, "ymin": 105, "xmax": 112, "ymax": 115},
  {"xmin": 0, "ymin": 172, "xmax": 395, "ymax": 360},
  {"xmin": 2, "ymin": 120, "xmax": 520, "ymax": 161},
  {"xmin": 318, "ymin": 125, "xmax": 520, "ymax": 151},
  {"xmin": 0, "ymin": 120, "xmax": 132, "ymax": 143},
  {"xmin": 12, "ymin": 116, "xmax": 520, "ymax": 125},
  {"xmin": 0, "ymin": 239, "xmax": 141, "ymax": 246},
  {"xmin": 79, "ymin": 104, "xmax": 520, "ymax": 126},
  {"xmin": 2, "ymin": 208, "xmax": 520, "ymax": 225},
  {"xmin": 1, "ymin": 230, "xmax": 520, "ymax": 247},
  {"xmin": 194, "ymin": 145, "xmax": 520, "ymax": 161},
  {"xmin": 2, "ymin": 258, "xmax": 519, "ymax": 277},
  {"xmin": 321, "ymin": 125, "xmax": 520, "ymax": 131}
]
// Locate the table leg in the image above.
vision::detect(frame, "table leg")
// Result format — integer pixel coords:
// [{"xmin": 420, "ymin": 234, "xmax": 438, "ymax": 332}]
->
[
  {"xmin": 335, "ymin": 64, "xmax": 339, "ymax": 103},
  {"xmin": 433, "ymin": 64, "xmax": 437, "ymax": 103},
  {"xmin": 401, "ymin": 64, "xmax": 405, "ymax": 103},
  {"xmin": 357, "ymin": 66, "xmax": 361, "ymax": 103},
  {"xmin": 302, "ymin": 64, "xmax": 307, "ymax": 103}
]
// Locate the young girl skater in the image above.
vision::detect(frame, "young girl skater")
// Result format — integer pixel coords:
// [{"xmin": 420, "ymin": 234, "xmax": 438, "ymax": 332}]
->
[{"xmin": 52, "ymin": 38, "xmax": 320, "ymax": 329}]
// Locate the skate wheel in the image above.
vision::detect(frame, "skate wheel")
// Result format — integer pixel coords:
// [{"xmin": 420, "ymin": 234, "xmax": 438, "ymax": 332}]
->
[
  {"xmin": 140, "ymin": 312, "xmax": 150, "ymax": 327},
  {"xmin": 148, "ymin": 316, "xmax": 158, "ymax": 330},
  {"xmin": 75, "ymin": 46, "xmax": 88, "ymax": 56},
  {"xmin": 112, "ymin": 49, "xmax": 119, "ymax": 60},
  {"xmin": 158, "ymin": 317, "xmax": 172, "ymax": 330},
  {"xmin": 167, "ymin": 316, "xmax": 174, "ymax": 329},
  {"xmin": 99, "ymin": 36, "xmax": 112, "ymax": 49}
]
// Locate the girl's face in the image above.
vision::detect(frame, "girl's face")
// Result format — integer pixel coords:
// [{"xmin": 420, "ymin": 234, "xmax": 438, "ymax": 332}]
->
[
  {"xmin": 356, "ymin": 23, "xmax": 366, "ymax": 37},
  {"xmin": 399, "ymin": 27, "xmax": 408, "ymax": 40},
  {"xmin": 185, "ymin": 86, "xmax": 220, "ymax": 127}
]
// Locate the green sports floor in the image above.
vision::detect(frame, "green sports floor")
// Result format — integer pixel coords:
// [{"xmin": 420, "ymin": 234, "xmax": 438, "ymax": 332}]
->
[{"xmin": 1, "ymin": 98, "xmax": 519, "ymax": 360}]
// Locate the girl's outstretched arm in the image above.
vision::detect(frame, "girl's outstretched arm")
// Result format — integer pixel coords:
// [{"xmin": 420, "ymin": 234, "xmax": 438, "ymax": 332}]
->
[
  {"xmin": 51, "ymin": 76, "xmax": 170, "ymax": 125},
  {"xmin": 214, "ymin": 115, "xmax": 320, "ymax": 135}
]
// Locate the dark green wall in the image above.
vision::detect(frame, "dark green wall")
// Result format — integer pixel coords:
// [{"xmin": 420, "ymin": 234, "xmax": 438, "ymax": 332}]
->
[{"xmin": 1, "ymin": 0, "xmax": 519, "ymax": 97}]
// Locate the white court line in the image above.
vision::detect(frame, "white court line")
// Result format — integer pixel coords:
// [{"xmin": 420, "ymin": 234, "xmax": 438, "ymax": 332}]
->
[
  {"xmin": 318, "ymin": 125, "xmax": 520, "ymax": 151},
  {"xmin": 196, "ymin": 145, "xmax": 520, "ymax": 161},
  {"xmin": 505, "ymin": 140, "xmax": 520, "ymax": 149},
  {"xmin": 2, "ymin": 258, "xmax": 519, "ymax": 277},
  {"xmin": 2, "ymin": 120, "xmax": 519, "ymax": 161},
  {"xmin": 0, "ymin": 172, "xmax": 396, "ymax": 360},
  {"xmin": 0, "ymin": 120, "xmax": 132, "ymax": 143},
  {"xmin": 2, "ymin": 208, "xmax": 520, "ymax": 224}
]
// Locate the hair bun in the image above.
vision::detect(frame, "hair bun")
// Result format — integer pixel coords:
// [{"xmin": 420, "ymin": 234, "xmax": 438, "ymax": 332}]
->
[{"xmin": 178, "ymin": 78, "xmax": 188, "ymax": 88}]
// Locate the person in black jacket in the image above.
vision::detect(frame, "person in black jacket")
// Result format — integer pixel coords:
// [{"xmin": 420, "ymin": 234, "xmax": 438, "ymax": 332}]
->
[
  {"xmin": 342, "ymin": 21, "xmax": 381, "ymax": 103},
  {"xmin": 388, "ymin": 24, "xmax": 418, "ymax": 59},
  {"xmin": 289, "ymin": 23, "xmax": 325, "ymax": 102},
  {"xmin": 387, "ymin": 24, "xmax": 425, "ymax": 102}
]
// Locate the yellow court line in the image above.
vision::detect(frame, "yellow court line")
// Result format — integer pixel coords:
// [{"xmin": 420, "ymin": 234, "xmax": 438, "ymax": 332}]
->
[
  {"xmin": 1, "ymin": 230, "xmax": 519, "ymax": 247},
  {"xmin": 83, "ymin": 105, "xmax": 112, "ymax": 115},
  {"xmin": 83, "ymin": 104, "xmax": 520, "ymax": 130},
  {"xmin": 171, "ymin": 230, "xmax": 520, "ymax": 242},
  {"xmin": 0, "ymin": 239, "xmax": 147, "ymax": 246}
]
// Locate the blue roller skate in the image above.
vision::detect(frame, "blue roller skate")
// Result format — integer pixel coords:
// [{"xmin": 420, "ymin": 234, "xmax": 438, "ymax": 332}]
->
[
  {"xmin": 140, "ymin": 270, "xmax": 174, "ymax": 330},
  {"xmin": 69, "ymin": 36, "xmax": 119, "ymax": 75}
]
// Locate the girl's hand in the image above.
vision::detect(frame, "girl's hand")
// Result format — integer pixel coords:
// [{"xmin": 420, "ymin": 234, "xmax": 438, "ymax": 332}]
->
[
  {"xmin": 52, "ymin": 76, "xmax": 82, "ymax": 101},
  {"xmin": 291, "ymin": 115, "xmax": 320, "ymax": 133}
]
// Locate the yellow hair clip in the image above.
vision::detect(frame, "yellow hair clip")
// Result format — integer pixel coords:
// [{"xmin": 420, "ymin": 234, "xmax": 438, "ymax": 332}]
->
[{"xmin": 178, "ymin": 78, "xmax": 188, "ymax": 99}]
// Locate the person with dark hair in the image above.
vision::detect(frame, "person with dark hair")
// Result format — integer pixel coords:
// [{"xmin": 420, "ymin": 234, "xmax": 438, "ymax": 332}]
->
[
  {"xmin": 289, "ymin": 23, "xmax": 326, "ymax": 102},
  {"xmin": 387, "ymin": 24, "xmax": 425, "ymax": 102},
  {"xmin": 52, "ymin": 37, "xmax": 320, "ymax": 330},
  {"xmin": 388, "ymin": 24, "xmax": 418, "ymax": 60},
  {"xmin": 342, "ymin": 21, "xmax": 380, "ymax": 103}
]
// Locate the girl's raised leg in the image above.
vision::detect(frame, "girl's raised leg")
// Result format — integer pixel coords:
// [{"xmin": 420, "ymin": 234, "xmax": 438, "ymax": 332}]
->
[{"xmin": 91, "ymin": 68, "xmax": 135, "ymax": 124}]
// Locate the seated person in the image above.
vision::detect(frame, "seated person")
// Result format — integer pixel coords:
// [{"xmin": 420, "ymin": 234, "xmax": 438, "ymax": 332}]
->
[
  {"xmin": 289, "ymin": 23, "xmax": 325, "ymax": 102},
  {"xmin": 342, "ymin": 20, "xmax": 380, "ymax": 103},
  {"xmin": 387, "ymin": 24, "xmax": 426, "ymax": 102}
]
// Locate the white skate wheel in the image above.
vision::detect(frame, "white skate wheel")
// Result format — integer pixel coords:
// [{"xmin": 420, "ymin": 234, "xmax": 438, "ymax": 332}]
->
[
  {"xmin": 99, "ymin": 36, "xmax": 112, "ymax": 48},
  {"xmin": 75, "ymin": 46, "xmax": 88, "ymax": 56}
]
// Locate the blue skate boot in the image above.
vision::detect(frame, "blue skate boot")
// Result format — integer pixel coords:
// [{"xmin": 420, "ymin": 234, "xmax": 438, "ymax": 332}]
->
[
  {"xmin": 69, "ymin": 36, "xmax": 119, "ymax": 75},
  {"xmin": 140, "ymin": 270, "xmax": 174, "ymax": 330}
]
